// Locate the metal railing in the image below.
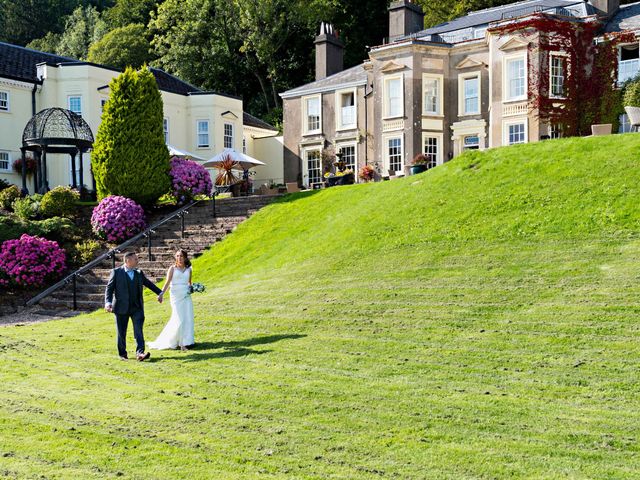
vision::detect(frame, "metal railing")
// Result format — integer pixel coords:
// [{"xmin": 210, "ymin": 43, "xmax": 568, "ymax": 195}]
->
[{"xmin": 26, "ymin": 193, "xmax": 219, "ymax": 310}]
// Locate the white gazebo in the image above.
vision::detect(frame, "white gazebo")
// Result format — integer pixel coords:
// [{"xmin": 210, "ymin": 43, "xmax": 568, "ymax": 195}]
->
[
  {"xmin": 203, "ymin": 148, "xmax": 266, "ymax": 170},
  {"xmin": 167, "ymin": 144, "xmax": 207, "ymax": 161}
]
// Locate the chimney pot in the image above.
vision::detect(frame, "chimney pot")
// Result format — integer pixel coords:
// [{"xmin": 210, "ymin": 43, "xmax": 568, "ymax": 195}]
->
[
  {"xmin": 388, "ymin": 0, "xmax": 425, "ymax": 42},
  {"xmin": 314, "ymin": 22, "xmax": 344, "ymax": 81}
]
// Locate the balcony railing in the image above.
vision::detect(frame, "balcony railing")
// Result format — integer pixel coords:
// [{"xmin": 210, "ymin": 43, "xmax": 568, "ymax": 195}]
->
[
  {"xmin": 340, "ymin": 106, "xmax": 356, "ymax": 128},
  {"xmin": 619, "ymin": 59, "xmax": 640, "ymax": 85}
]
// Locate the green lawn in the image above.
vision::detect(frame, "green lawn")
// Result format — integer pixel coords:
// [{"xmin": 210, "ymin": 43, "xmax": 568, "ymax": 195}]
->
[{"xmin": 2, "ymin": 134, "xmax": 640, "ymax": 479}]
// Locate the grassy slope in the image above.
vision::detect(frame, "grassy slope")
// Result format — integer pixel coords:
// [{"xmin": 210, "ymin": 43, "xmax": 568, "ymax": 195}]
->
[{"xmin": 2, "ymin": 134, "xmax": 640, "ymax": 479}]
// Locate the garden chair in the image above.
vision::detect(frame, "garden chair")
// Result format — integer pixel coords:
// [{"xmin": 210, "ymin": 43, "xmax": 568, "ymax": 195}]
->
[
  {"xmin": 590, "ymin": 124, "xmax": 612, "ymax": 136},
  {"xmin": 625, "ymin": 106, "xmax": 640, "ymax": 132},
  {"xmin": 286, "ymin": 182, "xmax": 301, "ymax": 193}
]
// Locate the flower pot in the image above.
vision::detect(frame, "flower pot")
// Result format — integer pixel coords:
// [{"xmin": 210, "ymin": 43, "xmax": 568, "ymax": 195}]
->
[
  {"xmin": 411, "ymin": 164, "xmax": 428, "ymax": 175},
  {"xmin": 625, "ymin": 106, "xmax": 640, "ymax": 131}
]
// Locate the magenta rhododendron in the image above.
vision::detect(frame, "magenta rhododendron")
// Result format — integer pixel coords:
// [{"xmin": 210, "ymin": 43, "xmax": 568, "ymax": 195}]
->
[
  {"xmin": 0, "ymin": 234, "xmax": 66, "ymax": 288},
  {"xmin": 91, "ymin": 195, "xmax": 146, "ymax": 243},
  {"xmin": 169, "ymin": 157, "xmax": 212, "ymax": 203}
]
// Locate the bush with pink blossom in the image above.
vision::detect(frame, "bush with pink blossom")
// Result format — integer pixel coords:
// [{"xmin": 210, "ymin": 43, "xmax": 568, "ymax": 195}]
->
[
  {"xmin": 91, "ymin": 195, "xmax": 146, "ymax": 243},
  {"xmin": 169, "ymin": 157, "xmax": 213, "ymax": 203},
  {"xmin": 0, "ymin": 234, "xmax": 66, "ymax": 288}
]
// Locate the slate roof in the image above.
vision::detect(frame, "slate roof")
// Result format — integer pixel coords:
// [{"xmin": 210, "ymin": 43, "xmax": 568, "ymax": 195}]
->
[
  {"xmin": 243, "ymin": 111, "xmax": 278, "ymax": 131},
  {"xmin": 280, "ymin": 64, "xmax": 367, "ymax": 99},
  {"xmin": 605, "ymin": 1, "xmax": 640, "ymax": 32},
  {"xmin": 408, "ymin": 0, "xmax": 594, "ymax": 41}
]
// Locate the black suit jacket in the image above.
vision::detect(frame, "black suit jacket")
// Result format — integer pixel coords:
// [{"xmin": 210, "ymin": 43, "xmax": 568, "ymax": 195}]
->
[{"xmin": 105, "ymin": 266, "xmax": 162, "ymax": 315}]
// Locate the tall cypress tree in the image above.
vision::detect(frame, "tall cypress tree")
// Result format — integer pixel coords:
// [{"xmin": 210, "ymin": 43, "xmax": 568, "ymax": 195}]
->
[{"xmin": 92, "ymin": 66, "xmax": 171, "ymax": 205}]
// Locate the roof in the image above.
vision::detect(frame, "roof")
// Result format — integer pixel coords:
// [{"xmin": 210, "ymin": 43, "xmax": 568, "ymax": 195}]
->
[
  {"xmin": 280, "ymin": 64, "xmax": 367, "ymax": 99},
  {"xmin": 0, "ymin": 41, "xmax": 234, "ymax": 99},
  {"xmin": 403, "ymin": 0, "xmax": 594, "ymax": 43},
  {"xmin": 243, "ymin": 111, "xmax": 278, "ymax": 131},
  {"xmin": 605, "ymin": 1, "xmax": 640, "ymax": 33}
]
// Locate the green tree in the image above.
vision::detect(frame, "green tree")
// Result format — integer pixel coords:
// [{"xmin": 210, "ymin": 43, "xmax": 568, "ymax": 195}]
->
[
  {"xmin": 88, "ymin": 24, "xmax": 153, "ymax": 69},
  {"xmin": 92, "ymin": 66, "xmax": 171, "ymax": 205},
  {"xmin": 104, "ymin": 0, "xmax": 159, "ymax": 29},
  {"xmin": 27, "ymin": 32, "xmax": 63, "ymax": 55},
  {"xmin": 56, "ymin": 5, "xmax": 109, "ymax": 59}
]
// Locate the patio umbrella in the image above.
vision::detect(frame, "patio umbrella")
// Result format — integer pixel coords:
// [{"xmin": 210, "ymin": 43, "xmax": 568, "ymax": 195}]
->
[
  {"xmin": 167, "ymin": 144, "xmax": 206, "ymax": 161},
  {"xmin": 203, "ymin": 148, "xmax": 266, "ymax": 170}
]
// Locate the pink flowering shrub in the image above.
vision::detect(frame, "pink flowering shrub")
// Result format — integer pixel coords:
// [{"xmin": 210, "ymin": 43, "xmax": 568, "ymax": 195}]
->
[
  {"xmin": 91, "ymin": 195, "xmax": 146, "ymax": 243},
  {"xmin": 0, "ymin": 234, "xmax": 66, "ymax": 288},
  {"xmin": 169, "ymin": 157, "xmax": 213, "ymax": 203}
]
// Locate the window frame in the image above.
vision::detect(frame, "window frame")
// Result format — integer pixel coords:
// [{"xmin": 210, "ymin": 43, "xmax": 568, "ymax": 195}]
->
[
  {"xmin": 503, "ymin": 119, "xmax": 528, "ymax": 145},
  {"xmin": 422, "ymin": 73, "xmax": 444, "ymax": 116},
  {"xmin": 163, "ymin": 118, "xmax": 169, "ymax": 144},
  {"xmin": 549, "ymin": 52, "xmax": 569, "ymax": 99},
  {"xmin": 458, "ymin": 71, "xmax": 481, "ymax": 116},
  {"xmin": 0, "ymin": 90, "xmax": 10, "ymax": 112},
  {"xmin": 335, "ymin": 88, "xmax": 357, "ymax": 131},
  {"xmin": 503, "ymin": 53, "xmax": 527, "ymax": 102},
  {"xmin": 224, "ymin": 122, "xmax": 234, "ymax": 149},
  {"xmin": 421, "ymin": 132, "xmax": 444, "ymax": 168},
  {"xmin": 384, "ymin": 134, "xmax": 404, "ymax": 174},
  {"xmin": 0, "ymin": 150, "xmax": 11, "ymax": 172},
  {"xmin": 196, "ymin": 119, "xmax": 210, "ymax": 148},
  {"xmin": 383, "ymin": 74, "xmax": 404, "ymax": 119},
  {"xmin": 336, "ymin": 142, "xmax": 357, "ymax": 178},
  {"xmin": 618, "ymin": 42, "xmax": 640, "ymax": 85},
  {"xmin": 301, "ymin": 146, "xmax": 323, "ymax": 188},
  {"xmin": 302, "ymin": 94, "xmax": 322, "ymax": 135},
  {"xmin": 68, "ymin": 95, "xmax": 82, "ymax": 115}
]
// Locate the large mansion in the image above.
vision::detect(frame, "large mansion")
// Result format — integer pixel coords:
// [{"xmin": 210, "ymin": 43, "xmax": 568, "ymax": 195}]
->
[
  {"xmin": 281, "ymin": 0, "xmax": 640, "ymax": 188},
  {"xmin": 0, "ymin": 42, "xmax": 283, "ymax": 193}
]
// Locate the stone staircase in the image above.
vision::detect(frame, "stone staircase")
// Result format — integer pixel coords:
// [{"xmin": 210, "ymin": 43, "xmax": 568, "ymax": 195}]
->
[{"xmin": 32, "ymin": 195, "xmax": 279, "ymax": 313}]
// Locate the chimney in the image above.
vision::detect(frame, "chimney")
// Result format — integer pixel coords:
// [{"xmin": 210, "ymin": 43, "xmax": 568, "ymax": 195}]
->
[
  {"xmin": 589, "ymin": 0, "xmax": 620, "ymax": 18},
  {"xmin": 314, "ymin": 22, "xmax": 344, "ymax": 81},
  {"xmin": 388, "ymin": 0, "xmax": 425, "ymax": 42}
]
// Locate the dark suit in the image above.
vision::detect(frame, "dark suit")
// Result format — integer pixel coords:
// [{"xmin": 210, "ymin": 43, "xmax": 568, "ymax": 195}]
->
[{"xmin": 105, "ymin": 266, "xmax": 162, "ymax": 357}]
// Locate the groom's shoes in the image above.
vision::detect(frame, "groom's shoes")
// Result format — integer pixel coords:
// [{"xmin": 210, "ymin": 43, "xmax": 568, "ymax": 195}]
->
[
  {"xmin": 136, "ymin": 352, "xmax": 151, "ymax": 362},
  {"xmin": 119, "ymin": 356, "xmax": 128, "ymax": 361}
]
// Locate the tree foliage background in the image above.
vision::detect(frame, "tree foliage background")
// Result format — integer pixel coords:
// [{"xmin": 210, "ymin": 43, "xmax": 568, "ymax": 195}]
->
[{"xmin": 2, "ymin": 0, "xmax": 635, "ymax": 127}]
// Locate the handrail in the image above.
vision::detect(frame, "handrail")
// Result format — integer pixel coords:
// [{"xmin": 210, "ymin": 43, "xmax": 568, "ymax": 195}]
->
[{"xmin": 26, "ymin": 197, "xmax": 207, "ymax": 307}]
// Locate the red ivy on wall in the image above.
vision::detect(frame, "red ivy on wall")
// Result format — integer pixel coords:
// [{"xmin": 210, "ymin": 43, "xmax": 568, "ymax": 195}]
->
[{"xmin": 490, "ymin": 13, "xmax": 635, "ymax": 136}]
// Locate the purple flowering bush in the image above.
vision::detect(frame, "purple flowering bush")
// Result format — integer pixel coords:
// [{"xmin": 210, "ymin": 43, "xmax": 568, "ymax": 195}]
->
[
  {"xmin": 169, "ymin": 157, "xmax": 213, "ymax": 203},
  {"xmin": 0, "ymin": 234, "xmax": 66, "ymax": 288},
  {"xmin": 91, "ymin": 195, "xmax": 146, "ymax": 243}
]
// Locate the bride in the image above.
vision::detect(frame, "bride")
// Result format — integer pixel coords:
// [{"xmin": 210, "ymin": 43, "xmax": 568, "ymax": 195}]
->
[{"xmin": 148, "ymin": 249, "xmax": 195, "ymax": 351}]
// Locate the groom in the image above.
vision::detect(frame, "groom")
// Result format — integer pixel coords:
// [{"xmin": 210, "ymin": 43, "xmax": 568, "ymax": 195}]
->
[{"xmin": 104, "ymin": 252, "xmax": 163, "ymax": 361}]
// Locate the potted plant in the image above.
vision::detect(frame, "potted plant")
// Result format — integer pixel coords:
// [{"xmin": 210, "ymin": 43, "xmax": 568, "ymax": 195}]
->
[
  {"xmin": 359, "ymin": 164, "xmax": 376, "ymax": 182},
  {"xmin": 215, "ymin": 155, "xmax": 240, "ymax": 196},
  {"xmin": 623, "ymin": 76, "xmax": 640, "ymax": 132},
  {"xmin": 410, "ymin": 153, "xmax": 428, "ymax": 175}
]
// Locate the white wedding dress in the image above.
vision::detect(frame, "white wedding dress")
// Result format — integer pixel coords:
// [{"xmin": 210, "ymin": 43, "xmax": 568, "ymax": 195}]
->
[{"xmin": 148, "ymin": 266, "xmax": 195, "ymax": 349}]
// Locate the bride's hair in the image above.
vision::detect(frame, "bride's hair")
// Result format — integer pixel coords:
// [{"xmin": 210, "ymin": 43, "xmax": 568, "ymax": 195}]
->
[{"xmin": 174, "ymin": 249, "xmax": 191, "ymax": 268}]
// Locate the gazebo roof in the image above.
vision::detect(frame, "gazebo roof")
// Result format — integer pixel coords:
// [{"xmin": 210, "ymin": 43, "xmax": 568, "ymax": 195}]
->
[{"xmin": 22, "ymin": 107, "xmax": 94, "ymax": 152}]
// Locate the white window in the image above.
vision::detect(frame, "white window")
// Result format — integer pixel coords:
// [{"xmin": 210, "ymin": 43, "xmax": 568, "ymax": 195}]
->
[
  {"xmin": 242, "ymin": 136, "xmax": 247, "ymax": 153},
  {"xmin": 384, "ymin": 75, "xmax": 404, "ymax": 118},
  {"xmin": 304, "ymin": 95, "xmax": 321, "ymax": 134},
  {"xmin": 460, "ymin": 73, "xmax": 480, "ymax": 115},
  {"xmin": 68, "ymin": 96, "xmax": 82, "ymax": 115},
  {"xmin": 304, "ymin": 148, "xmax": 322, "ymax": 187},
  {"xmin": 505, "ymin": 121, "xmax": 527, "ymax": 145},
  {"xmin": 163, "ymin": 118, "xmax": 169, "ymax": 143},
  {"xmin": 506, "ymin": 57, "xmax": 526, "ymax": 100},
  {"xmin": 423, "ymin": 75, "xmax": 443, "ymax": 115},
  {"xmin": 423, "ymin": 135, "xmax": 439, "ymax": 169},
  {"xmin": 619, "ymin": 44, "xmax": 640, "ymax": 84},
  {"xmin": 224, "ymin": 123, "xmax": 234, "ymax": 149},
  {"xmin": 0, "ymin": 151, "xmax": 10, "ymax": 171},
  {"xmin": 550, "ymin": 56, "xmax": 566, "ymax": 98},
  {"xmin": 386, "ymin": 137, "xmax": 403, "ymax": 173},
  {"xmin": 197, "ymin": 120, "xmax": 209, "ymax": 148},
  {"xmin": 463, "ymin": 135, "xmax": 480, "ymax": 150},
  {"xmin": 550, "ymin": 123, "xmax": 562, "ymax": 139},
  {"xmin": 338, "ymin": 144, "xmax": 356, "ymax": 173},
  {"xmin": 0, "ymin": 91, "xmax": 9, "ymax": 111},
  {"xmin": 100, "ymin": 98, "xmax": 107, "ymax": 112},
  {"xmin": 619, "ymin": 113, "xmax": 632, "ymax": 133},
  {"xmin": 337, "ymin": 90, "xmax": 356, "ymax": 129}
]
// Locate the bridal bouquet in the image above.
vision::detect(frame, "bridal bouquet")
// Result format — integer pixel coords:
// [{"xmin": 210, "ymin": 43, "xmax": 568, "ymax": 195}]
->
[{"xmin": 189, "ymin": 283, "xmax": 206, "ymax": 295}]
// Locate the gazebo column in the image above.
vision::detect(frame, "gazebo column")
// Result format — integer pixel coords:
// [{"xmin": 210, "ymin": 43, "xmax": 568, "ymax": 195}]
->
[
  {"xmin": 20, "ymin": 147, "xmax": 27, "ymax": 194},
  {"xmin": 42, "ymin": 145, "xmax": 49, "ymax": 193},
  {"xmin": 35, "ymin": 151, "xmax": 41, "ymax": 193},
  {"xmin": 78, "ymin": 148, "xmax": 84, "ymax": 190},
  {"xmin": 70, "ymin": 150, "xmax": 77, "ymax": 188}
]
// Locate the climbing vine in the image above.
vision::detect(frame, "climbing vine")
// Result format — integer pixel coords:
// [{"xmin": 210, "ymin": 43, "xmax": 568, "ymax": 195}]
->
[{"xmin": 490, "ymin": 13, "xmax": 635, "ymax": 136}]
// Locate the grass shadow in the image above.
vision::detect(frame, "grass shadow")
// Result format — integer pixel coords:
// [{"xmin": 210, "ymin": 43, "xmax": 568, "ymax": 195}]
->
[{"xmin": 151, "ymin": 334, "xmax": 305, "ymax": 362}]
